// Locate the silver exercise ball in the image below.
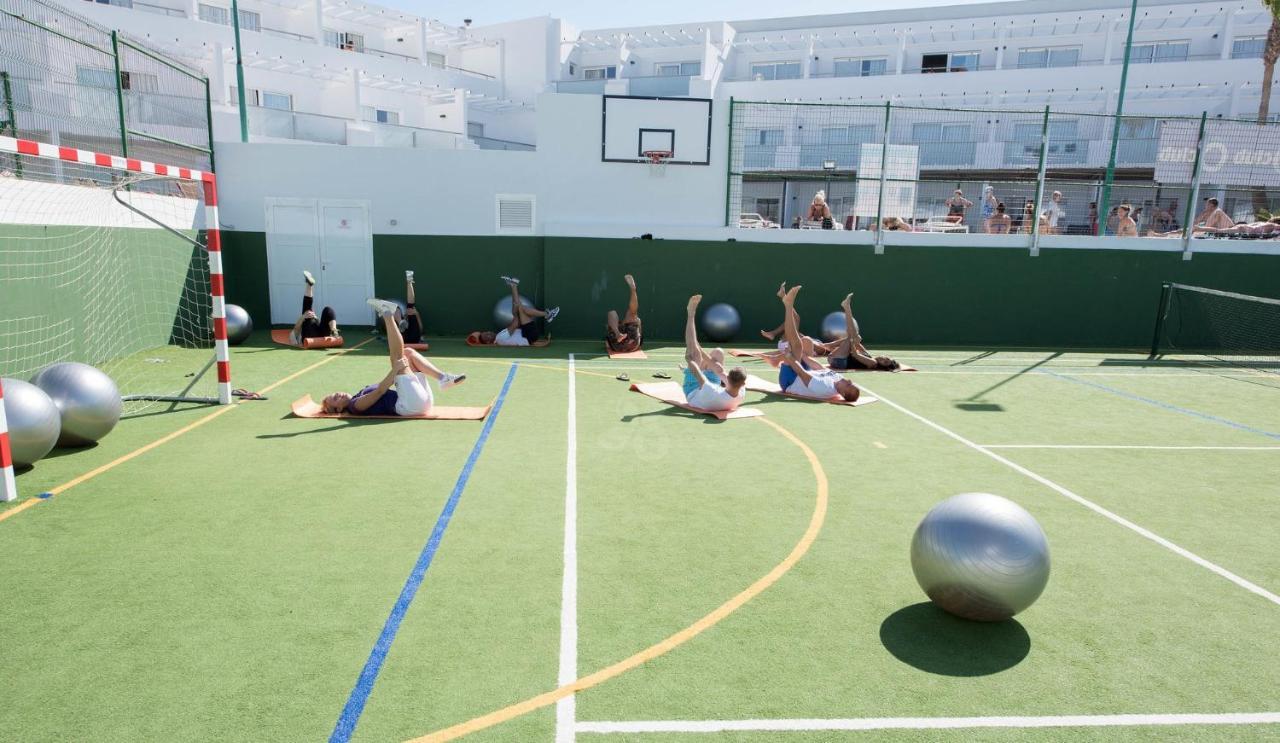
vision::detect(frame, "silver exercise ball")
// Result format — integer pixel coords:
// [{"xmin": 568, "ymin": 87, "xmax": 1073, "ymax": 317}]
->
[
  {"xmin": 1, "ymin": 378, "xmax": 61, "ymax": 467},
  {"xmin": 224, "ymin": 304, "xmax": 253, "ymax": 345},
  {"xmin": 30, "ymin": 362, "xmax": 122, "ymax": 447},
  {"xmin": 910, "ymin": 492, "xmax": 1050, "ymax": 622},
  {"xmin": 821, "ymin": 311, "xmax": 847, "ymax": 342},
  {"xmin": 373, "ymin": 299, "xmax": 409, "ymax": 333},
  {"xmin": 701, "ymin": 302, "xmax": 741, "ymax": 342},
  {"xmin": 493, "ymin": 294, "xmax": 535, "ymax": 329}
]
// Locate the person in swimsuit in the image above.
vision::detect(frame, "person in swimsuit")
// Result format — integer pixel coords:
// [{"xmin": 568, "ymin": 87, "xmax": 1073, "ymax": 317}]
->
[
  {"xmin": 945, "ymin": 189, "xmax": 973, "ymax": 224},
  {"xmin": 605, "ymin": 273, "xmax": 643, "ymax": 353},
  {"xmin": 807, "ymin": 191, "xmax": 835, "ymax": 229},
  {"xmin": 320, "ymin": 300, "xmax": 464, "ymax": 415},
  {"xmin": 290, "ymin": 270, "xmax": 339, "ymax": 345},
  {"xmin": 987, "ymin": 202, "xmax": 1012, "ymax": 234},
  {"xmin": 681, "ymin": 294, "xmax": 747, "ymax": 411}
]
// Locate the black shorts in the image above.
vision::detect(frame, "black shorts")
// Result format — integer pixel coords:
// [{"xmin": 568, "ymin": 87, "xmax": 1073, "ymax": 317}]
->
[
  {"xmin": 299, "ymin": 317, "xmax": 324, "ymax": 339},
  {"xmin": 606, "ymin": 320, "xmax": 642, "ymax": 352},
  {"xmin": 829, "ymin": 355, "xmax": 851, "ymax": 371},
  {"xmin": 404, "ymin": 309, "xmax": 423, "ymax": 344},
  {"xmin": 520, "ymin": 320, "xmax": 541, "ymax": 344}
]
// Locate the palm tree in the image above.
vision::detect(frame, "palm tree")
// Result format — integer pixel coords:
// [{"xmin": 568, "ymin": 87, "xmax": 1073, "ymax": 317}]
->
[{"xmin": 1259, "ymin": 1, "xmax": 1280, "ymax": 123}]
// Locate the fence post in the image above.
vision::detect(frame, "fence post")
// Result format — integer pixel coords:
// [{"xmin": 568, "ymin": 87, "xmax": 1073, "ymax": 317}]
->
[
  {"xmin": 1148, "ymin": 281, "xmax": 1175, "ymax": 358},
  {"xmin": 724, "ymin": 97, "xmax": 734, "ymax": 227},
  {"xmin": 1181, "ymin": 112, "xmax": 1208, "ymax": 260},
  {"xmin": 110, "ymin": 31, "xmax": 129, "ymax": 158},
  {"xmin": 1, "ymin": 71, "xmax": 20, "ymax": 178},
  {"xmin": 1097, "ymin": 0, "xmax": 1140, "ymax": 235},
  {"xmin": 203, "ymin": 76, "xmax": 216, "ymax": 172},
  {"xmin": 231, "ymin": 0, "xmax": 249, "ymax": 142},
  {"xmin": 1030, "ymin": 105, "xmax": 1050, "ymax": 256},
  {"xmin": 874, "ymin": 100, "xmax": 891, "ymax": 255}
]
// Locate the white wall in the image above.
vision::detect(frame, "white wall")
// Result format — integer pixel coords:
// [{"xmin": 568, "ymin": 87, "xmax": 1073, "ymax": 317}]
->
[{"xmin": 214, "ymin": 92, "xmax": 730, "ymax": 234}]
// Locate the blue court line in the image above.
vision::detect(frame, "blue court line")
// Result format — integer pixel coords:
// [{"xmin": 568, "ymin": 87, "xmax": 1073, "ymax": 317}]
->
[
  {"xmin": 1040, "ymin": 370, "xmax": 1280, "ymax": 441},
  {"xmin": 329, "ymin": 363, "xmax": 520, "ymax": 743}
]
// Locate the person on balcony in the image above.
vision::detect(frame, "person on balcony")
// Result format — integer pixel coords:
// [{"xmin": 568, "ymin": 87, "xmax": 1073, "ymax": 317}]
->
[
  {"xmin": 807, "ymin": 191, "xmax": 835, "ymax": 229},
  {"xmin": 944, "ymin": 189, "xmax": 972, "ymax": 224},
  {"xmin": 1042, "ymin": 191, "xmax": 1066, "ymax": 234},
  {"xmin": 987, "ymin": 202, "xmax": 1012, "ymax": 234}
]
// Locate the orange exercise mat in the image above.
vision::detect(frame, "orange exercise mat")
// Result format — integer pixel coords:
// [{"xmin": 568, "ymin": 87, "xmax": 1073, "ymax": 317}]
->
[
  {"xmin": 270, "ymin": 329, "xmax": 344, "ymax": 349},
  {"xmin": 744, "ymin": 375, "xmax": 879, "ymax": 407},
  {"xmin": 466, "ymin": 331, "xmax": 551, "ymax": 348},
  {"xmin": 290, "ymin": 395, "xmax": 491, "ymax": 420},
  {"xmin": 628, "ymin": 382, "xmax": 762, "ymax": 420},
  {"xmin": 607, "ymin": 347, "xmax": 648, "ymax": 360}
]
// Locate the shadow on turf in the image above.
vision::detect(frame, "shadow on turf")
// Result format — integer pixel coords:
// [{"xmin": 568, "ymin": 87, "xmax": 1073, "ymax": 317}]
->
[
  {"xmin": 620, "ymin": 408, "xmax": 732, "ymax": 424},
  {"xmin": 879, "ymin": 602, "xmax": 1030, "ymax": 676},
  {"xmin": 255, "ymin": 415, "xmax": 386, "ymax": 438}
]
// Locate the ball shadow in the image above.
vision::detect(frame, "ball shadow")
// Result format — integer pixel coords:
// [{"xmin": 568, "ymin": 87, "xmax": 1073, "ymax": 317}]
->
[{"xmin": 879, "ymin": 602, "xmax": 1030, "ymax": 676}]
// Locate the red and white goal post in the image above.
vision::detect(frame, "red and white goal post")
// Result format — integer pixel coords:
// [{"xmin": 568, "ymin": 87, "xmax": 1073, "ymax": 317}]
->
[{"xmin": 0, "ymin": 135, "xmax": 232, "ymax": 503}]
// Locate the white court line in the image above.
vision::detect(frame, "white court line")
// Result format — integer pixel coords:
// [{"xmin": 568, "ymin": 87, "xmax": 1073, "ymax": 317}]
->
[
  {"xmin": 555, "ymin": 353, "xmax": 580, "ymax": 743},
  {"xmin": 857, "ymin": 383, "xmax": 1280, "ymax": 608},
  {"xmin": 982, "ymin": 444, "xmax": 1280, "ymax": 451},
  {"xmin": 576, "ymin": 712, "xmax": 1280, "ymax": 734}
]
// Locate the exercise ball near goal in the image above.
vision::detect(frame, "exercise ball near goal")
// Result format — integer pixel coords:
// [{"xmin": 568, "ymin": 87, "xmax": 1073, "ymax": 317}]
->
[
  {"xmin": 910, "ymin": 492, "xmax": 1050, "ymax": 622},
  {"xmin": 224, "ymin": 304, "xmax": 253, "ymax": 345},
  {"xmin": 820, "ymin": 311, "xmax": 847, "ymax": 342},
  {"xmin": 493, "ymin": 294, "xmax": 535, "ymax": 328},
  {"xmin": 1, "ymin": 378, "xmax": 61, "ymax": 467},
  {"xmin": 701, "ymin": 302, "xmax": 741, "ymax": 342},
  {"xmin": 30, "ymin": 362, "xmax": 122, "ymax": 447}
]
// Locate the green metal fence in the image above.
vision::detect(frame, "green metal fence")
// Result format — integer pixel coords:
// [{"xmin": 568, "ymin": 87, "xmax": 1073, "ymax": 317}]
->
[
  {"xmin": 728, "ymin": 99, "xmax": 1280, "ymax": 245},
  {"xmin": 0, "ymin": 0, "xmax": 213, "ymax": 172}
]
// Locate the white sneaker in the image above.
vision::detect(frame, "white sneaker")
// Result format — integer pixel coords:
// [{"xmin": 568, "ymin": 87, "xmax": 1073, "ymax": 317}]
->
[
  {"xmin": 405, "ymin": 270, "xmax": 414, "ymax": 282},
  {"xmin": 546, "ymin": 306, "xmax": 560, "ymax": 323},
  {"xmin": 439, "ymin": 373, "xmax": 466, "ymax": 390},
  {"xmin": 302, "ymin": 270, "xmax": 315, "ymax": 286},
  {"xmin": 501, "ymin": 275, "xmax": 520, "ymax": 287},
  {"xmin": 366, "ymin": 298, "xmax": 398, "ymax": 316}
]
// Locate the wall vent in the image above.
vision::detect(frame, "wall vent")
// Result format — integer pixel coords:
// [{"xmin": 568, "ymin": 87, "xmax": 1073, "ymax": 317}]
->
[{"xmin": 495, "ymin": 194, "xmax": 536, "ymax": 234}]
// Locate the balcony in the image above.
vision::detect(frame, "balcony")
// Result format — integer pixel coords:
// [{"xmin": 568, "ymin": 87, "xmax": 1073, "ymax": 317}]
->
[
  {"xmin": 248, "ymin": 107, "xmax": 348, "ymax": 145},
  {"xmin": 555, "ymin": 79, "xmax": 609, "ymax": 94},
  {"xmin": 627, "ymin": 75, "xmax": 691, "ymax": 97}
]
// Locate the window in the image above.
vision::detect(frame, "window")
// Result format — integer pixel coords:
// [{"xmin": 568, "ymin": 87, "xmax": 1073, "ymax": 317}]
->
[
  {"xmin": 1017, "ymin": 46, "xmax": 1081, "ymax": 68},
  {"xmin": 1010, "ymin": 120, "xmax": 1081, "ymax": 163},
  {"xmin": 568, "ymin": 62, "xmax": 576, "ymax": 76},
  {"xmin": 754, "ymin": 198, "xmax": 781, "ymax": 223},
  {"xmin": 744, "ymin": 128, "xmax": 783, "ymax": 167},
  {"xmin": 88, "ymin": 0, "xmax": 133, "ymax": 7},
  {"xmin": 78, "ymin": 66, "xmax": 157, "ymax": 91},
  {"xmin": 230, "ymin": 86, "xmax": 260, "ymax": 106},
  {"xmin": 656, "ymin": 61, "xmax": 701, "ymax": 76},
  {"xmin": 1130, "ymin": 41, "xmax": 1189, "ymax": 64},
  {"xmin": 198, "ymin": 4, "xmax": 258, "ymax": 29},
  {"xmin": 834, "ymin": 57, "xmax": 887, "ymax": 77},
  {"xmin": 911, "ymin": 122, "xmax": 973, "ymax": 165},
  {"xmin": 76, "ymin": 66, "xmax": 117, "ymax": 89},
  {"xmin": 324, "ymin": 29, "xmax": 364, "ymax": 52},
  {"xmin": 921, "ymin": 51, "xmax": 979, "ymax": 73},
  {"xmin": 360, "ymin": 106, "xmax": 399, "ymax": 123},
  {"xmin": 467, "ymin": 122, "xmax": 484, "ymax": 138},
  {"xmin": 583, "ymin": 65, "xmax": 617, "ymax": 80},
  {"xmin": 1232, "ymin": 36, "xmax": 1266, "ymax": 59},
  {"xmin": 426, "ymin": 51, "xmax": 446, "ymax": 68},
  {"xmin": 262, "ymin": 91, "xmax": 292, "ymax": 111},
  {"xmin": 750, "ymin": 61, "xmax": 802, "ymax": 80}
]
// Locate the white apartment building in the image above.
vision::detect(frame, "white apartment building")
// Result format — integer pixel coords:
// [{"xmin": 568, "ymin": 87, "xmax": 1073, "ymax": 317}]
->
[{"xmin": 62, "ymin": 0, "xmax": 1276, "ymax": 152}]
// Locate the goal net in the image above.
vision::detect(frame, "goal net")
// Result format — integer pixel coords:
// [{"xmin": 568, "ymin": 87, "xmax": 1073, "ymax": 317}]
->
[
  {"xmin": 0, "ymin": 136, "xmax": 231, "ymax": 414},
  {"xmin": 1150, "ymin": 282, "xmax": 1280, "ymax": 383}
]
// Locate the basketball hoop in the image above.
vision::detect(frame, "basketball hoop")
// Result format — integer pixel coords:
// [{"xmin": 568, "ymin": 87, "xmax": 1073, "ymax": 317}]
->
[{"xmin": 642, "ymin": 149, "xmax": 673, "ymax": 176}]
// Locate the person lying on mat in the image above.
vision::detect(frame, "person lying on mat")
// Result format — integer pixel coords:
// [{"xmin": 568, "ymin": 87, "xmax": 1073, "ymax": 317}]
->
[
  {"xmin": 760, "ymin": 282, "xmax": 824, "ymax": 357},
  {"xmin": 476, "ymin": 276, "xmax": 560, "ymax": 347},
  {"xmin": 683, "ymin": 294, "xmax": 747, "ymax": 411},
  {"xmin": 290, "ymin": 270, "xmax": 340, "ymax": 345},
  {"xmin": 321, "ymin": 299, "xmax": 464, "ymax": 415},
  {"xmin": 826, "ymin": 293, "xmax": 900, "ymax": 371},
  {"xmin": 605, "ymin": 273, "xmax": 643, "ymax": 353},
  {"xmin": 779, "ymin": 286, "xmax": 860, "ymax": 402}
]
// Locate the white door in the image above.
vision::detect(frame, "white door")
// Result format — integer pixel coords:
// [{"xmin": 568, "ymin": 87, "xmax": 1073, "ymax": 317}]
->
[
  {"xmin": 266, "ymin": 199, "xmax": 320, "ymax": 324},
  {"xmin": 265, "ymin": 198, "xmax": 373, "ymax": 326},
  {"xmin": 318, "ymin": 201, "xmax": 374, "ymax": 325}
]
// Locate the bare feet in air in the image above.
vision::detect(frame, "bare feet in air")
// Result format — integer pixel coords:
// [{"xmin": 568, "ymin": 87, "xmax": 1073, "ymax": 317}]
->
[
  {"xmin": 624, "ymin": 273, "xmax": 636, "ymax": 289},
  {"xmin": 784, "ymin": 285, "xmax": 803, "ymax": 303},
  {"xmin": 776, "ymin": 281, "xmax": 787, "ymax": 300},
  {"xmin": 688, "ymin": 294, "xmax": 702, "ymax": 312},
  {"xmin": 841, "ymin": 292, "xmax": 853, "ymax": 312},
  {"xmin": 760, "ymin": 328, "xmax": 778, "ymax": 341}
]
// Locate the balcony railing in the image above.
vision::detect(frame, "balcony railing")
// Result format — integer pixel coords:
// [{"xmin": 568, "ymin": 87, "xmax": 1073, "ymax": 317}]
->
[
  {"xmin": 627, "ymin": 75, "xmax": 691, "ymax": 97},
  {"xmin": 133, "ymin": 1, "xmax": 186, "ymax": 17},
  {"xmin": 262, "ymin": 26, "xmax": 314, "ymax": 43},
  {"xmin": 472, "ymin": 135, "xmax": 534, "ymax": 151},
  {"xmin": 555, "ymin": 79, "xmax": 608, "ymax": 94},
  {"xmin": 248, "ymin": 106, "xmax": 347, "ymax": 145}
]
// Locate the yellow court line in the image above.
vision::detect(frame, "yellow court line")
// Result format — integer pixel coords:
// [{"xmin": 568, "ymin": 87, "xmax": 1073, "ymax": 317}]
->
[
  {"xmin": 453, "ymin": 356, "xmax": 617, "ymax": 380},
  {"xmin": 405, "ymin": 415, "xmax": 830, "ymax": 742},
  {"xmin": 1, "ymin": 339, "xmax": 372, "ymax": 521}
]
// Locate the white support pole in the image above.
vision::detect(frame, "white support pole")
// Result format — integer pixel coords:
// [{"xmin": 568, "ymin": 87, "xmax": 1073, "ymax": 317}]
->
[
  {"xmin": 1103, "ymin": 20, "xmax": 1117, "ymax": 65},
  {"xmin": 212, "ymin": 42, "xmax": 229, "ymax": 104},
  {"xmin": 351, "ymin": 68, "xmax": 362, "ymax": 119},
  {"xmin": 314, "ymin": 0, "xmax": 325, "ymax": 46},
  {"xmin": 805, "ymin": 36, "xmax": 814, "ymax": 79},
  {"xmin": 417, "ymin": 18, "xmax": 428, "ymax": 65},
  {"xmin": 896, "ymin": 33, "xmax": 907, "ymax": 74},
  {"xmin": 994, "ymin": 27, "xmax": 1006, "ymax": 70},
  {"xmin": 1220, "ymin": 10, "xmax": 1236, "ymax": 60},
  {"xmin": 0, "ymin": 380, "xmax": 17, "ymax": 502}
]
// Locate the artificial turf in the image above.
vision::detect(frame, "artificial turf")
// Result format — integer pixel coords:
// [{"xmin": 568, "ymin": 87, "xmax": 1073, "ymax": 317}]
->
[{"xmin": 1, "ymin": 335, "xmax": 1277, "ymax": 742}]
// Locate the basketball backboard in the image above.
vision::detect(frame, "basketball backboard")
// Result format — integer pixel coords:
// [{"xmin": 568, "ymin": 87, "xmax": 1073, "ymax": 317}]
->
[{"xmin": 601, "ymin": 95, "xmax": 713, "ymax": 165}]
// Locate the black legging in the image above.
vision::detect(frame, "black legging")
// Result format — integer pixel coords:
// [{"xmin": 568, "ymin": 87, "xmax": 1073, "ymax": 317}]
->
[
  {"xmin": 404, "ymin": 303, "xmax": 422, "ymax": 344},
  {"xmin": 300, "ymin": 295, "xmax": 324, "ymax": 339}
]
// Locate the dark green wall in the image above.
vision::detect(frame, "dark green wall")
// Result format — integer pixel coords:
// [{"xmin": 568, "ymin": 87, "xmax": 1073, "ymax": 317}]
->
[
  {"xmin": 219, "ymin": 231, "xmax": 1280, "ymax": 349},
  {"xmin": 219, "ymin": 230, "xmax": 270, "ymax": 323}
]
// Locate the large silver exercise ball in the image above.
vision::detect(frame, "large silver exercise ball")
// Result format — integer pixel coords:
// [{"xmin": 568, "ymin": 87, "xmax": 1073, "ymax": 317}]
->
[
  {"xmin": 30, "ymin": 362, "xmax": 122, "ymax": 447},
  {"xmin": 493, "ymin": 294, "xmax": 535, "ymax": 329},
  {"xmin": 821, "ymin": 311, "xmax": 847, "ymax": 342},
  {"xmin": 910, "ymin": 492, "xmax": 1050, "ymax": 622},
  {"xmin": 224, "ymin": 304, "xmax": 253, "ymax": 345},
  {"xmin": 701, "ymin": 302, "xmax": 741, "ymax": 342},
  {"xmin": 1, "ymin": 378, "xmax": 61, "ymax": 467},
  {"xmin": 373, "ymin": 299, "xmax": 409, "ymax": 333}
]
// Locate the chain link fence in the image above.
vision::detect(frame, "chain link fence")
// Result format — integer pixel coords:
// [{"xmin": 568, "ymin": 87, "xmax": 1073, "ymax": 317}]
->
[
  {"xmin": 0, "ymin": 0, "xmax": 212, "ymax": 172},
  {"xmin": 728, "ymin": 99, "xmax": 1280, "ymax": 242}
]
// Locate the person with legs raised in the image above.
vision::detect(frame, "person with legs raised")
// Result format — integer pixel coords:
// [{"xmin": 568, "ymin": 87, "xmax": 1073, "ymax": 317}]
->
[{"xmin": 681, "ymin": 294, "xmax": 746, "ymax": 411}]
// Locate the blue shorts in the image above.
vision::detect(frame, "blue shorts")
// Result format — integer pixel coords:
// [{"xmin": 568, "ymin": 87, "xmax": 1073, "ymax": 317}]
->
[
  {"xmin": 683, "ymin": 368, "xmax": 721, "ymax": 397},
  {"xmin": 778, "ymin": 360, "xmax": 814, "ymax": 391}
]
